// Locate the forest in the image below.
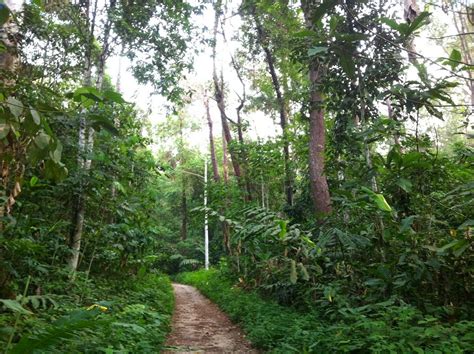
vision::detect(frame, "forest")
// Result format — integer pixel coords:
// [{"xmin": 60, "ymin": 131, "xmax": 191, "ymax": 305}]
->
[{"xmin": 0, "ymin": 0, "xmax": 473, "ymax": 352}]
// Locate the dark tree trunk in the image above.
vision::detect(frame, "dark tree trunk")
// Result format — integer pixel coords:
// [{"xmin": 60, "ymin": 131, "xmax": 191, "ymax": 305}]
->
[{"xmin": 301, "ymin": 1, "xmax": 332, "ymax": 215}]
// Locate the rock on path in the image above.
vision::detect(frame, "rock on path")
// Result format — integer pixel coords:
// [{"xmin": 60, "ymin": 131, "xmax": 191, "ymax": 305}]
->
[{"xmin": 163, "ymin": 283, "xmax": 257, "ymax": 353}]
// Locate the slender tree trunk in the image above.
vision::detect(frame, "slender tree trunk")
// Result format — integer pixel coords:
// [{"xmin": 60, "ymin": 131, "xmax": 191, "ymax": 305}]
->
[
  {"xmin": 252, "ymin": 8, "xmax": 293, "ymax": 206},
  {"xmin": 222, "ymin": 129, "xmax": 229, "ymax": 183},
  {"xmin": 69, "ymin": 0, "xmax": 115, "ymax": 271},
  {"xmin": 302, "ymin": 1, "xmax": 332, "ymax": 215},
  {"xmin": 180, "ymin": 177, "xmax": 187, "ymax": 240},
  {"xmin": 403, "ymin": 0, "xmax": 420, "ymax": 64},
  {"xmin": 205, "ymin": 95, "xmax": 220, "ymax": 182}
]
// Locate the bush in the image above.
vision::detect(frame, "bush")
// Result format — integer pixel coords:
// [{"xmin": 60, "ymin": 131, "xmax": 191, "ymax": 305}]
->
[{"xmin": 1, "ymin": 272, "xmax": 174, "ymax": 353}]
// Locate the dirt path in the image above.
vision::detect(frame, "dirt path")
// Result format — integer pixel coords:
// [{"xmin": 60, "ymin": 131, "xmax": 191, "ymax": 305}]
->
[{"xmin": 163, "ymin": 283, "xmax": 257, "ymax": 353}]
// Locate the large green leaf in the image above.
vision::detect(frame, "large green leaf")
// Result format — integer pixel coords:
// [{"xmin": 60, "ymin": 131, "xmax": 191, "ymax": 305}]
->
[
  {"xmin": 103, "ymin": 90, "xmax": 126, "ymax": 104},
  {"xmin": 372, "ymin": 193, "xmax": 392, "ymax": 212},
  {"xmin": 7, "ymin": 97, "xmax": 24, "ymax": 118},
  {"xmin": 34, "ymin": 131, "xmax": 51, "ymax": 149},
  {"xmin": 0, "ymin": 299, "xmax": 33, "ymax": 315},
  {"xmin": 361, "ymin": 187, "xmax": 392, "ymax": 212},
  {"xmin": 30, "ymin": 108, "xmax": 41, "ymax": 125}
]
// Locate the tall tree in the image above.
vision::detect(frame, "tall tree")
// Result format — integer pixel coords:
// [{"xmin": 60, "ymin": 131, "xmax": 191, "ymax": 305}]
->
[
  {"xmin": 249, "ymin": 2, "xmax": 294, "ymax": 206},
  {"xmin": 212, "ymin": 0, "xmax": 242, "ymax": 181},
  {"xmin": 301, "ymin": 0, "xmax": 332, "ymax": 215},
  {"xmin": 69, "ymin": 0, "xmax": 116, "ymax": 271}
]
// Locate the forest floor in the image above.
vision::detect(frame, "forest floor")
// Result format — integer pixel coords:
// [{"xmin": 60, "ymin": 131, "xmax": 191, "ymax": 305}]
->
[{"xmin": 163, "ymin": 283, "xmax": 257, "ymax": 353}]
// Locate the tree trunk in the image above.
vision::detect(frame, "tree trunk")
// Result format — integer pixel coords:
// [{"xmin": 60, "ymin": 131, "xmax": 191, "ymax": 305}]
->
[
  {"xmin": 252, "ymin": 8, "xmax": 293, "ymax": 206},
  {"xmin": 69, "ymin": 0, "xmax": 114, "ymax": 271},
  {"xmin": 302, "ymin": 1, "xmax": 332, "ymax": 215},
  {"xmin": 180, "ymin": 177, "xmax": 187, "ymax": 240},
  {"xmin": 212, "ymin": 0, "xmax": 242, "ymax": 180},
  {"xmin": 222, "ymin": 129, "xmax": 229, "ymax": 183},
  {"xmin": 205, "ymin": 95, "xmax": 220, "ymax": 182}
]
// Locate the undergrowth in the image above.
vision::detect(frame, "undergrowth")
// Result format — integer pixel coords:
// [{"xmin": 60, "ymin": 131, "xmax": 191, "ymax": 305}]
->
[
  {"xmin": 178, "ymin": 269, "xmax": 474, "ymax": 353},
  {"xmin": 0, "ymin": 272, "xmax": 174, "ymax": 353}
]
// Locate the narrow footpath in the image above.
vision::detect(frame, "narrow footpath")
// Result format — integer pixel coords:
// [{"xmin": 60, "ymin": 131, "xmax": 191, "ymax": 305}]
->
[{"xmin": 163, "ymin": 283, "xmax": 257, "ymax": 353}]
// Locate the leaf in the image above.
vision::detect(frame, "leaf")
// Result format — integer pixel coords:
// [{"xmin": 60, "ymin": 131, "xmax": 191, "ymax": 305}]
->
[
  {"xmin": 30, "ymin": 176, "xmax": 39, "ymax": 187},
  {"xmin": 406, "ymin": 11, "xmax": 431, "ymax": 37},
  {"xmin": 298, "ymin": 263, "xmax": 310, "ymax": 281},
  {"xmin": 0, "ymin": 3, "xmax": 10, "ymax": 26},
  {"xmin": 73, "ymin": 87, "xmax": 103, "ymax": 102},
  {"xmin": 30, "ymin": 109, "xmax": 41, "ymax": 125},
  {"xmin": 452, "ymin": 240, "xmax": 469, "ymax": 258},
  {"xmin": 34, "ymin": 132, "xmax": 51, "ymax": 149},
  {"xmin": 0, "ymin": 299, "xmax": 33, "ymax": 315},
  {"xmin": 44, "ymin": 160, "xmax": 68, "ymax": 181},
  {"xmin": 113, "ymin": 181, "xmax": 126, "ymax": 195},
  {"xmin": 112, "ymin": 322, "xmax": 146, "ymax": 334},
  {"xmin": 361, "ymin": 187, "xmax": 392, "ymax": 212},
  {"xmin": 380, "ymin": 17, "xmax": 401, "ymax": 32},
  {"xmin": 373, "ymin": 193, "xmax": 392, "ymax": 212},
  {"xmin": 339, "ymin": 52, "xmax": 356, "ymax": 78},
  {"xmin": 400, "ymin": 215, "xmax": 416, "ymax": 233},
  {"xmin": 278, "ymin": 220, "xmax": 287, "ymax": 240},
  {"xmin": 447, "ymin": 48, "xmax": 462, "ymax": 70},
  {"xmin": 307, "ymin": 46, "xmax": 328, "ymax": 57},
  {"xmin": 49, "ymin": 141, "xmax": 63, "ymax": 163},
  {"xmin": 103, "ymin": 90, "xmax": 125, "ymax": 104},
  {"xmin": 397, "ymin": 178, "xmax": 413, "ymax": 192},
  {"xmin": 7, "ymin": 97, "xmax": 24, "ymax": 118},
  {"xmin": 89, "ymin": 114, "xmax": 119, "ymax": 135}
]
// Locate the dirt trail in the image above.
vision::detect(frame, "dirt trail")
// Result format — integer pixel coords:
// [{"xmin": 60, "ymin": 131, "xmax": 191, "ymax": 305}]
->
[{"xmin": 163, "ymin": 283, "xmax": 257, "ymax": 353}]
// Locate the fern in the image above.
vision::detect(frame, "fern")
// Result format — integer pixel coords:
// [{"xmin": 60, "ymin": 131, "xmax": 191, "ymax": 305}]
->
[
  {"xmin": 10, "ymin": 309, "xmax": 108, "ymax": 353},
  {"xmin": 179, "ymin": 259, "xmax": 200, "ymax": 268}
]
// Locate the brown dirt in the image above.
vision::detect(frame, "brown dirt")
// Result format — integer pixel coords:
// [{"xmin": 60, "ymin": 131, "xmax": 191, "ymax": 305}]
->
[{"xmin": 162, "ymin": 283, "xmax": 257, "ymax": 353}]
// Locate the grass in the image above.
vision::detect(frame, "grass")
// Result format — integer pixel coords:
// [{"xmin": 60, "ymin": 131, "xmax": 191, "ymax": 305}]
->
[{"xmin": 177, "ymin": 269, "xmax": 474, "ymax": 353}]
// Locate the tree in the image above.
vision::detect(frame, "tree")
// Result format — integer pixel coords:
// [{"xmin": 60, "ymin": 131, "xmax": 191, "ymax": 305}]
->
[
  {"xmin": 204, "ymin": 92, "xmax": 220, "ymax": 182},
  {"xmin": 248, "ymin": 1, "xmax": 294, "ymax": 206},
  {"xmin": 300, "ymin": 0, "xmax": 332, "ymax": 216}
]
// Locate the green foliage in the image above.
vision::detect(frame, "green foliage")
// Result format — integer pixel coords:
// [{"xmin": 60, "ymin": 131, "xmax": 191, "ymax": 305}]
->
[
  {"xmin": 178, "ymin": 269, "xmax": 474, "ymax": 353},
  {"xmin": 1, "ymin": 274, "xmax": 174, "ymax": 353}
]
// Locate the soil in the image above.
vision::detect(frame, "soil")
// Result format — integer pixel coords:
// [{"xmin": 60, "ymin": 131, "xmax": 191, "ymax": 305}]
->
[{"xmin": 162, "ymin": 283, "xmax": 257, "ymax": 353}]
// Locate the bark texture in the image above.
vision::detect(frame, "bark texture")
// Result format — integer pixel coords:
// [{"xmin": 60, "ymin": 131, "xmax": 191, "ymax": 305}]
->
[{"xmin": 301, "ymin": 0, "xmax": 332, "ymax": 215}]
